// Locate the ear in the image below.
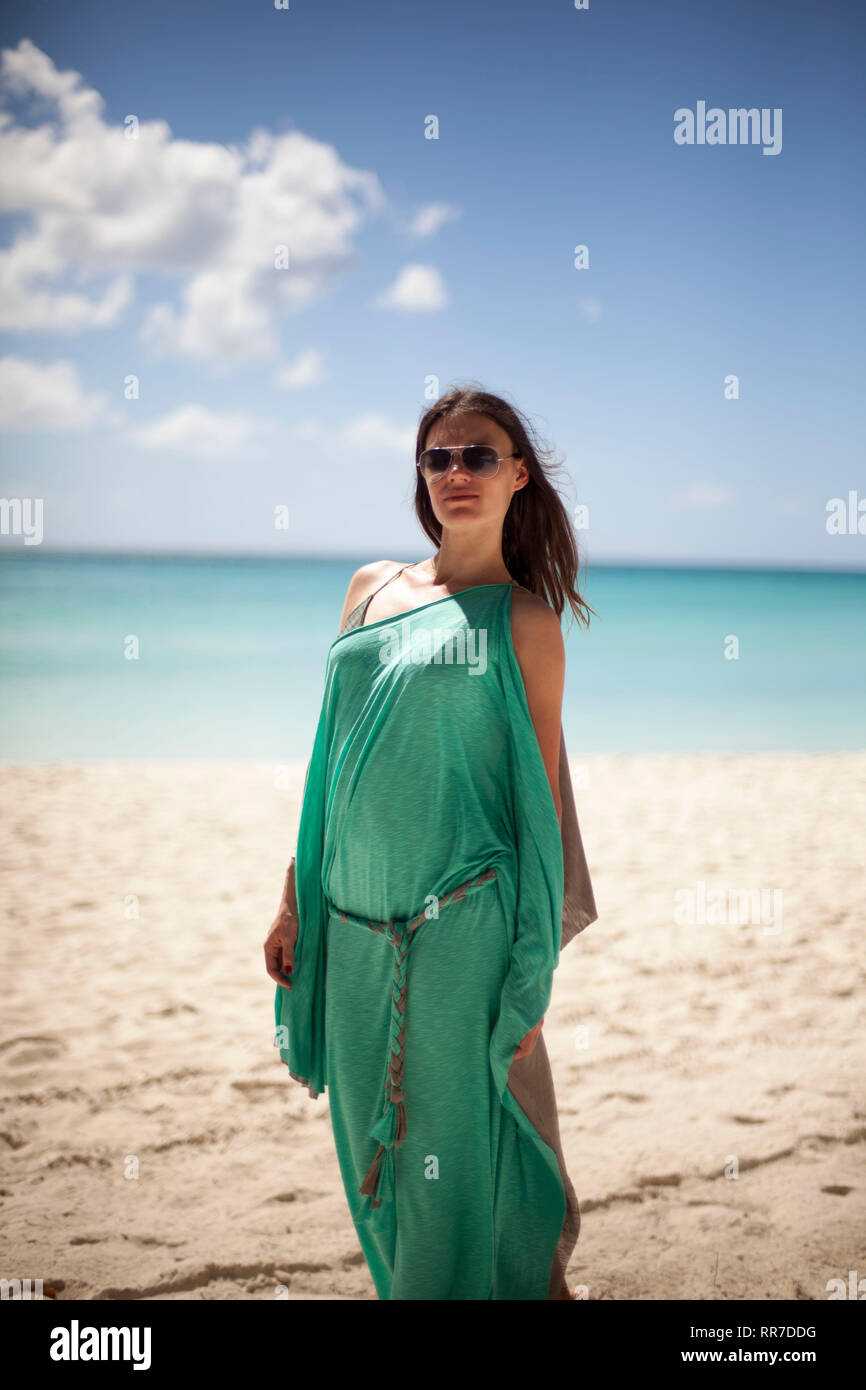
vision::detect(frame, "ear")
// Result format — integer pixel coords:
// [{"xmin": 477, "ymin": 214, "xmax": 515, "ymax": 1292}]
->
[{"xmin": 512, "ymin": 459, "xmax": 530, "ymax": 491}]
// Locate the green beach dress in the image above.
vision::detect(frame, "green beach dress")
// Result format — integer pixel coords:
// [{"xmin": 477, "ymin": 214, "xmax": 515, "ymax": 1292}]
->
[{"xmin": 274, "ymin": 577, "xmax": 597, "ymax": 1299}]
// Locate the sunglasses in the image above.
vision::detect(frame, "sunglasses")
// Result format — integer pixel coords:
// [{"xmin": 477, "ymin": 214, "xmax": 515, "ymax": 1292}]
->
[{"xmin": 417, "ymin": 445, "xmax": 521, "ymax": 481}]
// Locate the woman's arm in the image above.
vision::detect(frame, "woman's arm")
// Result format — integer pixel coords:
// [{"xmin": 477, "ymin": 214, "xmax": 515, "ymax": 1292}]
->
[
  {"xmin": 267, "ymin": 565, "xmax": 393, "ymax": 986},
  {"xmin": 264, "ymin": 855, "xmax": 300, "ymax": 989},
  {"xmin": 508, "ymin": 590, "xmax": 566, "ymax": 1058},
  {"xmin": 509, "ymin": 589, "xmax": 565, "ymax": 827}
]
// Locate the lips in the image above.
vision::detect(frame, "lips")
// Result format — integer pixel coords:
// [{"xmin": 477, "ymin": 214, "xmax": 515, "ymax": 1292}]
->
[{"xmin": 444, "ymin": 492, "xmax": 478, "ymax": 499}]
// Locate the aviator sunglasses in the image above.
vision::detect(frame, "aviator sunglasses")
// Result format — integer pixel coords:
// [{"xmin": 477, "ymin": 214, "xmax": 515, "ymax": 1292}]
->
[{"xmin": 417, "ymin": 444, "xmax": 521, "ymax": 481}]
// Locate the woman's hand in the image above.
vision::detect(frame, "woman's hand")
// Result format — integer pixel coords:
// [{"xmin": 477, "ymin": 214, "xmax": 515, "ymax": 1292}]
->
[
  {"xmin": 513, "ymin": 1016, "xmax": 544, "ymax": 1061},
  {"xmin": 264, "ymin": 904, "xmax": 299, "ymax": 990}
]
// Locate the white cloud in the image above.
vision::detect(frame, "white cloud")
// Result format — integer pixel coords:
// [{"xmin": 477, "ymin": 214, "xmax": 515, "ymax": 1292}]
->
[
  {"xmin": 274, "ymin": 348, "xmax": 327, "ymax": 389},
  {"xmin": 0, "ymin": 38, "xmax": 384, "ymax": 361},
  {"xmin": 291, "ymin": 419, "xmax": 329, "ymax": 443},
  {"xmin": 578, "ymin": 298, "xmax": 602, "ymax": 321},
  {"xmin": 407, "ymin": 203, "xmax": 461, "ymax": 237},
  {"xmin": 340, "ymin": 413, "xmax": 416, "ymax": 452},
  {"xmin": 672, "ymin": 482, "xmax": 735, "ymax": 510},
  {"xmin": 0, "ymin": 354, "xmax": 117, "ymax": 430},
  {"xmin": 0, "ymin": 35, "xmax": 104, "ymax": 129},
  {"xmin": 290, "ymin": 412, "xmax": 414, "ymax": 454},
  {"xmin": 127, "ymin": 403, "xmax": 267, "ymax": 458},
  {"xmin": 0, "ymin": 242, "xmax": 134, "ymax": 331},
  {"xmin": 140, "ymin": 267, "xmax": 281, "ymax": 363},
  {"xmin": 376, "ymin": 264, "xmax": 447, "ymax": 311}
]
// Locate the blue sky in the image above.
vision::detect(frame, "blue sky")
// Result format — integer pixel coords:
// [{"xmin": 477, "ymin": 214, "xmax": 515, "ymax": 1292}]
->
[{"xmin": 0, "ymin": 0, "xmax": 863, "ymax": 567}]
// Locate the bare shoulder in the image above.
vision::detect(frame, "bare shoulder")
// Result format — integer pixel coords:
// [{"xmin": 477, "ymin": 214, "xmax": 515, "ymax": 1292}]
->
[
  {"xmin": 339, "ymin": 560, "xmax": 409, "ymax": 629},
  {"xmin": 509, "ymin": 586, "xmax": 565, "ymax": 668}
]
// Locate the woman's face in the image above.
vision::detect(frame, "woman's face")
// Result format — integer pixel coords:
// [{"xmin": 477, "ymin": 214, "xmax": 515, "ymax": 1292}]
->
[{"xmin": 421, "ymin": 412, "xmax": 528, "ymax": 531}]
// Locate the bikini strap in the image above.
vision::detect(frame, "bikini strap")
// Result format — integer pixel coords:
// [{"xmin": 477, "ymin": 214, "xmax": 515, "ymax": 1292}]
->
[
  {"xmin": 343, "ymin": 562, "xmax": 514, "ymax": 635},
  {"xmin": 359, "ymin": 561, "xmax": 417, "ymax": 619}
]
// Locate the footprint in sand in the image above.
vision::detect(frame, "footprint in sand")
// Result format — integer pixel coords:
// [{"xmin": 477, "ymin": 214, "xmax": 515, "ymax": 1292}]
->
[
  {"xmin": 0, "ymin": 1036, "xmax": 63, "ymax": 1069},
  {"xmin": 268, "ymin": 1189, "xmax": 326, "ymax": 1205},
  {"xmin": 230, "ymin": 1080, "xmax": 287, "ymax": 1099}
]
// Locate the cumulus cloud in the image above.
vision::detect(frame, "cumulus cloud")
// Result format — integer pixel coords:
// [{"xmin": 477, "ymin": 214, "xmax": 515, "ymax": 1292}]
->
[
  {"xmin": 375, "ymin": 264, "xmax": 447, "ymax": 311},
  {"xmin": 0, "ymin": 38, "xmax": 384, "ymax": 361},
  {"xmin": 127, "ymin": 403, "xmax": 268, "ymax": 459},
  {"xmin": 672, "ymin": 482, "xmax": 735, "ymax": 510},
  {"xmin": 274, "ymin": 348, "xmax": 327, "ymax": 389},
  {"xmin": 0, "ymin": 354, "xmax": 118, "ymax": 430},
  {"xmin": 407, "ymin": 203, "xmax": 461, "ymax": 237},
  {"xmin": 0, "ymin": 247, "xmax": 134, "ymax": 332},
  {"xmin": 290, "ymin": 412, "xmax": 415, "ymax": 455},
  {"xmin": 340, "ymin": 413, "xmax": 416, "ymax": 452}
]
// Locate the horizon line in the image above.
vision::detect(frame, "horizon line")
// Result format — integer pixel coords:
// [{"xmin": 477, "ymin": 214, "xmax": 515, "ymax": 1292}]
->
[{"xmin": 0, "ymin": 547, "xmax": 864, "ymax": 576}]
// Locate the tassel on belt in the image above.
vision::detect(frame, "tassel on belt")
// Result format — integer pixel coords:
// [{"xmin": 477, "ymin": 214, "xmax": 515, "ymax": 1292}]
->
[{"xmin": 326, "ymin": 865, "xmax": 498, "ymax": 1218}]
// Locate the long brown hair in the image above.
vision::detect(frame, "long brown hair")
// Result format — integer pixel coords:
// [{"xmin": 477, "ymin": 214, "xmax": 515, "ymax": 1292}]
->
[{"xmin": 414, "ymin": 384, "xmax": 594, "ymax": 630}]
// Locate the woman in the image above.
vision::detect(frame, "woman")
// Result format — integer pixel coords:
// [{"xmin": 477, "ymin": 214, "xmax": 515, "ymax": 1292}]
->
[{"xmin": 265, "ymin": 386, "xmax": 598, "ymax": 1300}]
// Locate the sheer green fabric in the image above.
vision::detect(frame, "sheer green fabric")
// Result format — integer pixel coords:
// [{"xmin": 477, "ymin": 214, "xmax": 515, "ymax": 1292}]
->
[{"xmin": 274, "ymin": 583, "xmax": 568, "ymax": 1299}]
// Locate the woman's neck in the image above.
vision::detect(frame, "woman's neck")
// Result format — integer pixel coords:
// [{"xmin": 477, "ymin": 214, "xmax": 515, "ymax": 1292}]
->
[{"xmin": 420, "ymin": 543, "xmax": 513, "ymax": 589}]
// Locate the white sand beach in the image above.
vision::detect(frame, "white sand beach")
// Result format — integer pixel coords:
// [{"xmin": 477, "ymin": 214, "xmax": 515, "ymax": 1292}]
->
[{"xmin": 1, "ymin": 753, "xmax": 864, "ymax": 1301}]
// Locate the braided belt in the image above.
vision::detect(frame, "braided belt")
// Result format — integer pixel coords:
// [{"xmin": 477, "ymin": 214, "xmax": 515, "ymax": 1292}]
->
[{"xmin": 326, "ymin": 865, "xmax": 498, "ymax": 1218}]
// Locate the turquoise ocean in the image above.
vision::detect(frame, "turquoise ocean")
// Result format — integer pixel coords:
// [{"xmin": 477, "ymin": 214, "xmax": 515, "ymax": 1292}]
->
[{"xmin": 0, "ymin": 554, "xmax": 863, "ymax": 760}]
